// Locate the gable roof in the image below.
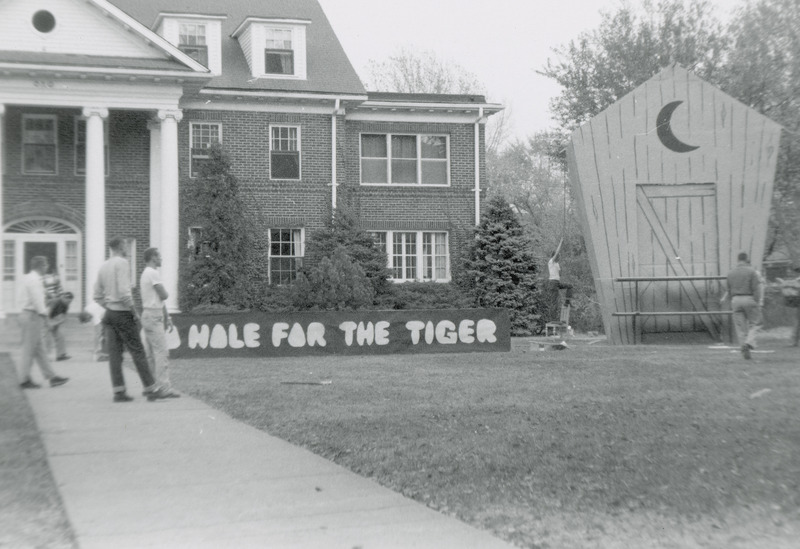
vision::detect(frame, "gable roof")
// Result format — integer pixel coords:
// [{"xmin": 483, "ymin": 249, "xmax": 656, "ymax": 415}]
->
[
  {"xmin": 0, "ymin": 0, "xmax": 209, "ymax": 77},
  {"xmin": 108, "ymin": 0, "xmax": 366, "ymax": 96}
]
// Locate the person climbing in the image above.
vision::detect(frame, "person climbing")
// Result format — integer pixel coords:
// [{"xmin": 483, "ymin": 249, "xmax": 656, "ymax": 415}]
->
[{"xmin": 548, "ymin": 237, "xmax": 573, "ymax": 306}]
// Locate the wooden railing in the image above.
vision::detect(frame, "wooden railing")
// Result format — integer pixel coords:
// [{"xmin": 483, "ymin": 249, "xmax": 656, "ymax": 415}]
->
[{"xmin": 612, "ymin": 276, "xmax": 733, "ymax": 343}]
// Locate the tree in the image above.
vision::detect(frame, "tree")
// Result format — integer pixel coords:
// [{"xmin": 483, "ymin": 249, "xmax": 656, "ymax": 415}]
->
[
  {"xmin": 459, "ymin": 196, "xmax": 542, "ymax": 335},
  {"xmin": 539, "ymin": 0, "xmax": 728, "ymax": 130},
  {"xmin": 366, "ymin": 47, "xmax": 509, "ymax": 155},
  {"xmin": 183, "ymin": 145, "xmax": 257, "ymax": 310},
  {"xmin": 290, "ymin": 246, "xmax": 374, "ymax": 311},
  {"xmin": 721, "ymin": 0, "xmax": 800, "ymax": 267},
  {"xmin": 365, "ymin": 47, "xmax": 486, "ymax": 96},
  {"xmin": 303, "ymin": 206, "xmax": 391, "ymax": 301}
]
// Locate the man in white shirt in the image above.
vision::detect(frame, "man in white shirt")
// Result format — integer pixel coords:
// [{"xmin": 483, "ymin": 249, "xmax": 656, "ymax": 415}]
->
[
  {"xmin": 140, "ymin": 247, "xmax": 179, "ymax": 398},
  {"xmin": 547, "ymin": 238, "xmax": 573, "ymax": 304},
  {"xmin": 18, "ymin": 256, "xmax": 69, "ymax": 389}
]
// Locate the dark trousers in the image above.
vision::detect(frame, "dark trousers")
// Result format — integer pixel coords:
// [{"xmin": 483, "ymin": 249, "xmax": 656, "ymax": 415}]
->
[
  {"xmin": 103, "ymin": 310, "xmax": 155, "ymax": 393},
  {"xmin": 548, "ymin": 279, "xmax": 573, "ymax": 300}
]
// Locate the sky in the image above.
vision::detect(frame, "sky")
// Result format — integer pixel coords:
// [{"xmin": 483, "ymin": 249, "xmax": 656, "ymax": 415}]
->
[{"xmin": 318, "ymin": 0, "xmax": 739, "ymax": 141}]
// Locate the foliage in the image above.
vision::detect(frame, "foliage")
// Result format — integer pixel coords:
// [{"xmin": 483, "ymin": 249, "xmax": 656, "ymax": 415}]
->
[
  {"xmin": 290, "ymin": 246, "xmax": 375, "ymax": 311},
  {"xmin": 539, "ymin": 0, "xmax": 800, "ymax": 268},
  {"xmin": 720, "ymin": 0, "xmax": 800, "ymax": 267},
  {"xmin": 539, "ymin": 0, "xmax": 728, "ymax": 131},
  {"xmin": 303, "ymin": 207, "xmax": 391, "ymax": 301},
  {"xmin": 487, "ymin": 131, "xmax": 600, "ymax": 330},
  {"xmin": 459, "ymin": 196, "xmax": 541, "ymax": 335},
  {"xmin": 254, "ymin": 284, "xmax": 294, "ymax": 313},
  {"xmin": 183, "ymin": 145, "xmax": 259, "ymax": 310},
  {"xmin": 376, "ymin": 282, "xmax": 475, "ymax": 311},
  {"xmin": 365, "ymin": 46, "xmax": 509, "ymax": 155},
  {"xmin": 365, "ymin": 46, "xmax": 485, "ymax": 95}
]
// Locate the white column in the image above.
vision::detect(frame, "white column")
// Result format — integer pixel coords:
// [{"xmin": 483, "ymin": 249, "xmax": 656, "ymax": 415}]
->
[
  {"xmin": 148, "ymin": 119, "xmax": 162, "ymax": 248},
  {"xmin": 158, "ymin": 109, "xmax": 182, "ymax": 312},
  {"xmin": 0, "ymin": 104, "xmax": 5, "ymax": 319},
  {"xmin": 83, "ymin": 107, "xmax": 109, "ymax": 306}
]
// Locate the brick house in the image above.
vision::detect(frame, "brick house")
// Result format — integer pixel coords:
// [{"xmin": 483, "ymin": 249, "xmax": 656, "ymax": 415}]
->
[{"xmin": 0, "ymin": 0, "xmax": 501, "ymax": 315}]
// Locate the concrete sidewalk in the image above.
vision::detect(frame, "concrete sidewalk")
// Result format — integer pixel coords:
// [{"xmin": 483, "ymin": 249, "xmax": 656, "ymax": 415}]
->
[{"xmin": 2, "ymin": 318, "xmax": 515, "ymax": 549}]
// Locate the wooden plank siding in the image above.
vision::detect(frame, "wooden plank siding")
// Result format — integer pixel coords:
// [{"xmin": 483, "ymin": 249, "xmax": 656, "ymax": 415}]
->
[{"xmin": 568, "ymin": 64, "xmax": 782, "ymax": 344}]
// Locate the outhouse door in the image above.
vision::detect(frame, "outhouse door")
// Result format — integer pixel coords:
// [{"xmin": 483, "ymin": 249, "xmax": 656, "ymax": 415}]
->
[{"xmin": 635, "ymin": 183, "xmax": 722, "ymax": 338}]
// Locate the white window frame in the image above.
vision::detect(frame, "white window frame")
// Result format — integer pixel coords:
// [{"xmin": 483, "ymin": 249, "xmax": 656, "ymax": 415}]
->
[
  {"xmin": 189, "ymin": 123, "xmax": 222, "ymax": 178},
  {"xmin": 178, "ymin": 22, "xmax": 209, "ymax": 66},
  {"xmin": 359, "ymin": 133, "xmax": 450, "ymax": 187},
  {"xmin": 268, "ymin": 228, "xmax": 304, "ymax": 285},
  {"xmin": 264, "ymin": 27, "xmax": 294, "ymax": 75},
  {"xmin": 269, "ymin": 125, "xmax": 301, "ymax": 181},
  {"xmin": 22, "ymin": 114, "xmax": 58, "ymax": 175},
  {"xmin": 74, "ymin": 117, "xmax": 109, "ymax": 176},
  {"xmin": 369, "ymin": 230, "xmax": 450, "ymax": 282},
  {"xmin": 3, "ymin": 240, "xmax": 14, "ymax": 281}
]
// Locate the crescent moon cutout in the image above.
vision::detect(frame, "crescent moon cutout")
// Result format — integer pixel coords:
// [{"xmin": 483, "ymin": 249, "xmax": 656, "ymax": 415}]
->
[{"xmin": 657, "ymin": 101, "xmax": 699, "ymax": 153}]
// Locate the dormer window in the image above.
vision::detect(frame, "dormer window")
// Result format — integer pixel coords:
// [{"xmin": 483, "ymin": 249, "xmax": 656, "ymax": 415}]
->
[
  {"xmin": 232, "ymin": 18, "xmax": 309, "ymax": 80},
  {"xmin": 153, "ymin": 13, "xmax": 225, "ymax": 74},
  {"xmin": 264, "ymin": 28, "xmax": 293, "ymax": 75},
  {"xmin": 178, "ymin": 23, "xmax": 208, "ymax": 67}
]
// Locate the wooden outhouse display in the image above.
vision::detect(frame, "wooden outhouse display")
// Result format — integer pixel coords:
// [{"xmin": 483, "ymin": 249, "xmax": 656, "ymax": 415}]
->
[{"xmin": 567, "ymin": 65, "xmax": 782, "ymax": 344}]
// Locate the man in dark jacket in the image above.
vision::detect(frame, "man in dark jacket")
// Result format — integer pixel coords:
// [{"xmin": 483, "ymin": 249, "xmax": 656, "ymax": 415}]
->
[{"xmin": 725, "ymin": 252, "xmax": 763, "ymax": 359}]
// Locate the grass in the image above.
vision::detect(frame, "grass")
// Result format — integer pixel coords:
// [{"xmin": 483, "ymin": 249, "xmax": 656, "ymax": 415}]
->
[
  {"xmin": 0, "ymin": 354, "xmax": 77, "ymax": 549},
  {"xmin": 171, "ymin": 334, "xmax": 800, "ymax": 548}
]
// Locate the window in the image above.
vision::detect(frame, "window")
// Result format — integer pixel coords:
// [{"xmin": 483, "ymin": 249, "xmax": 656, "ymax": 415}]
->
[
  {"xmin": 270, "ymin": 126, "xmax": 300, "ymax": 180},
  {"xmin": 32, "ymin": 10, "xmax": 56, "ymax": 33},
  {"xmin": 187, "ymin": 226, "xmax": 208, "ymax": 257},
  {"xmin": 65, "ymin": 241, "xmax": 78, "ymax": 281},
  {"xmin": 369, "ymin": 231, "xmax": 450, "ymax": 282},
  {"xmin": 269, "ymin": 228, "xmax": 303, "ymax": 284},
  {"xmin": 74, "ymin": 117, "xmax": 109, "ymax": 176},
  {"xmin": 22, "ymin": 115, "xmax": 57, "ymax": 175},
  {"xmin": 264, "ymin": 28, "xmax": 294, "ymax": 75},
  {"xmin": 360, "ymin": 134, "xmax": 449, "ymax": 185},
  {"xmin": 392, "ymin": 232, "xmax": 417, "ymax": 280},
  {"xmin": 3, "ymin": 241, "xmax": 14, "ymax": 281},
  {"xmin": 190, "ymin": 123, "xmax": 221, "ymax": 177},
  {"xmin": 179, "ymin": 23, "xmax": 208, "ymax": 66}
]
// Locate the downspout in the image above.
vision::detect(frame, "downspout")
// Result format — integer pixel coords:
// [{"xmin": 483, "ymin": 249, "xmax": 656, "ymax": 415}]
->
[
  {"xmin": 331, "ymin": 98, "xmax": 340, "ymax": 214},
  {"xmin": 474, "ymin": 107, "xmax": 485, "ymax": 226}
]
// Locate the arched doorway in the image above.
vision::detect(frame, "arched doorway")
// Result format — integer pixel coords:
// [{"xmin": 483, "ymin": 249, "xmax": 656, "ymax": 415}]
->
[{"xmin": 3, "ymin": 218, "xmax": 82, "ymax": 313}]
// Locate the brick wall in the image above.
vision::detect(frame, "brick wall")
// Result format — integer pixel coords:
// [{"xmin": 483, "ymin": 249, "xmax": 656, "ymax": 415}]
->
[
  {"xmin": 3, "ymin": 103, "xmax": 488, "ymax": 300},
  {"xmin": 3, "ymin": 106, "xmax": 151, "ymax": 298}
]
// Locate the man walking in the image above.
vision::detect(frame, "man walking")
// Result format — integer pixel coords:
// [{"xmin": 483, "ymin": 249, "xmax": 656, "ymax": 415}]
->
[
  {"xmin": 725, "ymin": 252, "xmax": 763, "ymax": 359},
  {"xmin": 140, "ymin": 248, "xmax": 179, "ymax": 398},
  {"xmin": 18, "ymin": 256, "xmax": 69, "ymax": 389},
  {"xmin": 93, "ymin": 237, "xmax": 171, "ymax": 402}
]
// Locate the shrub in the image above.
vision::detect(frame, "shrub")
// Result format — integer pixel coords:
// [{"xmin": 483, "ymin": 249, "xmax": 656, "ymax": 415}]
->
[
  {"xmin": 379, "ymin": 282, "xmax": 474, "ymax": 310},
  {"xmin": 183, "ymin": 145, "xmax": 258, "ymax": 310},
  {"xmin": 290, "ymin": 246, "xmax": 375, "ymax": 311},
  {"xmin": 304, "ymin": 207, "xmax": 391, "ymax": 301},
  {"xmin": 460, "ymin": 196, "xmax": 542, "ymax": 335}
]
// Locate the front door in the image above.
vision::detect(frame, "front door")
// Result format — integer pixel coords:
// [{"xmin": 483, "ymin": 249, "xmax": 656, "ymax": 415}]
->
[
  {"xmin": 636, "ymin": 183, "xmax": 721, "ymax": 338},
  {"xmin": 24, "ymin": 242, "xmax": 57, "ymax": 274},
  {"xmin": 2, "ymin": 219, "xmax": 82, "ymax": 313}
]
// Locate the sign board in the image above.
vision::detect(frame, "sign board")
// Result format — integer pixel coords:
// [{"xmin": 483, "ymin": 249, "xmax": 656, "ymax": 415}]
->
[{"xmin": 169, "ymin": 308, "xmax": 510, "ymax": 358}]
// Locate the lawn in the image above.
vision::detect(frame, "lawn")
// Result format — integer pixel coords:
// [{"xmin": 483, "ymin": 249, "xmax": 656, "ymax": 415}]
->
[
  {"xmin": 0, "ymin": 354, "xmax": 77, "ymax": 549},
  {"xmin": 171, "ymin": 333, "xmax": 800, "ymax": 548}
]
